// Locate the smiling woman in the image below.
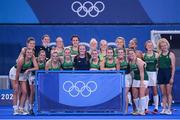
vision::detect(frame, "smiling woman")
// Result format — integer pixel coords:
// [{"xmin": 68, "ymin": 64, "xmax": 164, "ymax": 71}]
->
[
  {"xmin": 157, "ymin": 38, "xmax": 176, "ymax": 115},
  {"xmin": 74, "ymin": 44, "xmax": 91, "ymax": 70}
]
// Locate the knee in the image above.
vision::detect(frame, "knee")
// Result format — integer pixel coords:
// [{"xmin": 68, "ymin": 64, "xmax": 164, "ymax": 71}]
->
[
  {"xmin": 167, "ymin": 94, "xmax": 172, "ymax": 98},
  {"xmin": 13, "ymin": 92, "xmax": 18, "ymax": 98},
  {"xmin": 30, "ymin": 90, "xmax": 35, "ymax": 96},
  {"xmin": 153, "ymin": 91, "xmax": 158, "ymax": 96},
  {"xmin": 132, "ymin": 93, "xmax": 138, "ymax": 99},
  {"xmin": 13, "ymin": 88, "xmax": 18, "ymax": 95},
  {"xmin": 161, "ymin": 91, "xmax": 167, "ymax": 96},
  {"xmin": 21, "ymin": 89, "xmax": 27, "ymax": 96}
]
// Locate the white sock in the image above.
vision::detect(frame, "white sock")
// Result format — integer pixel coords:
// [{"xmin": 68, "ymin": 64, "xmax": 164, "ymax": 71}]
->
[
  {"xmin": 133, "ymin": 98, "xmax": 139, "ymax": 112},
  {"xmin": 19, "ymin": 107, "xmax": 23, "ymax": 111},
  {"xmin": 168, "ymin": 104, "xmax": 171, "ymax": 111},
  {"xmin": 128, "ymin": 92, "xmax": 132, "ymax": 105},
  {"xmin": 17, "ymin": 98, "xmax": 19, "ymax": 108},
  {"xmin": 24, "ymin": 99, "xmax": 29, "ymax": 111},
  {"xmin": 29, "ymin": 104, "xmax": 33, "ymax": 110},
  {"xmin": 145, "ymin": 95, "xmax": 149, "ymax": 110},
  {"xmin": 153, "ymin": 95, "xmax": 159, "ymax": 110},
  {"xmin": 139, "ymin": 96, "xmax": 146, "ymax": 113},
  {"xmin": 13, "ymin": 105, "xmax": 18, "ymax": 110}
]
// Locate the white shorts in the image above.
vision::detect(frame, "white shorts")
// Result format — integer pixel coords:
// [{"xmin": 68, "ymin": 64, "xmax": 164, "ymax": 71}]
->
[
  {"xmin": 90, "ymin": 68, "xmax": 99, "ymax": 71},
  {"xmin": 132, "ymin": 80, "xmax": 149, "ymax": 88},
  {"xmin": 9, "ymin": 66, "xmax": 31, "ymax": 82},
  {"xmin": 147, "ymin": 71, "xmax": 157, "ymax": 86},
  {"xmin": 19, "ymin": 73, "xmax": 29, "ymax": 81},
  {"xmin": 125, "ymin": 74, "xmax": 133, "ymax": 87},
  {"xmin": 9, "ymin": 66, "xmax": 16, "ymax": 80},
  {"xmin": 28, "ymin": 74, "xmax": 35, "ymax": 85}
]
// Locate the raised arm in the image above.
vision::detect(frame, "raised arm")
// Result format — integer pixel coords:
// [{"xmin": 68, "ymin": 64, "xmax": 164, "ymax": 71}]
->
[{"xmin": 16, "ymin": 47, "xmax": 26, "ymax": 63}]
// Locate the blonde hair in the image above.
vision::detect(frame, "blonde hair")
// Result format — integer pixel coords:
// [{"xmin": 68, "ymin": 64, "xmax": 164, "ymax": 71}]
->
[
  {"xmin": 100, "ymin": 39, "xmax": 107, "ymax": 45},
  {"xmin": 128, "ymin": 38, "xmax": 138, "ymax": 49},
  {"xmin": 100, "ymin": 39, "xmax": 107, "ymax": 51},
  {"xmin": 144, "ymin": 40, "xmax": 153, "ymax": 50},
  {"xmin": 115, "ymin": 37, "xmax": 126, "ymax": 48},
  {"xmin": 38, "ymin": 50, "xmax": 46, "ymax": 56},
  {"xmin": 51, "ymin": 51, "xmax": 59, "ymax": 58},
  {"xmin": 56, "ymin": 37, "xmax": 63, "ymax": 42},
  {"xmin": 90, "ymin": 38, "xmax": 98, "ymax": 45},
  {"xmin": 56, "ymin": 37, "xmax": 64, "ymax": 48},
  {"xmin": 130, "ymin": 38, "xmax": 138, "ymax": 44},
  {"xmin": 157, "ymin": 38, "xmax": 170, "ymax": 53},
  {"xmin": 51, "ymin": 48, "xmax": 58, "ymax": 55}
]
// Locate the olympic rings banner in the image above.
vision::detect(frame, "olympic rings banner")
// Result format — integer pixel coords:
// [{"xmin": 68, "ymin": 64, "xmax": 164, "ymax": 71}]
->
[
  {"xmin": 1, "ymin": 0, "xmax": 180, "ymax": 23},
  {"xmin": 36, "ymin": 71, "xmax": 125, "ymax": 114}
]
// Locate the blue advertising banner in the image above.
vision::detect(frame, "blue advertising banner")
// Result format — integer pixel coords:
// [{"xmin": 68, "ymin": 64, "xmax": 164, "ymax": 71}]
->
[
  {"xmin": 0, "ymin": 0, "xmax": 180, "ymax": 23},
  {"xmin": 36, "ymin": 71, "xmax": 125, "ymax": 113},
  {"xmin": 0, "ymin": 90, "xmax": 13, "ymax": 106}
]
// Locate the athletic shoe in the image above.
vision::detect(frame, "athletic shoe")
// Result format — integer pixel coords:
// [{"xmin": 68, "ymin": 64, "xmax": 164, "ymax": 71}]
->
[
  {"xmin": 139, "ymin": 111, "xmax": 146, "ymax": 115},
  {"xmin": 165, "ymin": 109, "xmax": 172, "ymax": 115},
  {"xmin": 131, "ymin": 110, "xmax": 139, "ymax": 115},
  {"xmin": 160, "ymin": 109, "xmax": 166, "ymax": 114},
  {"xmin": 13, "ymin": 109, "xmax": 19, "ymax": 115},
  {"xmin": 152, "ymin": 109, "xmax": 158, "ymax": 114},
  {"xmin": 18, "ymin": 109, "xmax": 29, "ymax": 115}
]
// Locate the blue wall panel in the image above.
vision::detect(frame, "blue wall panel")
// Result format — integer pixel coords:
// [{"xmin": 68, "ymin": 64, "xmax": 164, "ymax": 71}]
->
[{"xmin": 0, "ymin": 0, "xmax": 179, "ymax": 23}]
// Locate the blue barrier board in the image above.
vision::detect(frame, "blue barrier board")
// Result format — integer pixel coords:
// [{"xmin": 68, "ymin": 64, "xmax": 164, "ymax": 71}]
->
[{"xmin": 36, "ymin": 71, "xmax": 125, "ymax": 114}]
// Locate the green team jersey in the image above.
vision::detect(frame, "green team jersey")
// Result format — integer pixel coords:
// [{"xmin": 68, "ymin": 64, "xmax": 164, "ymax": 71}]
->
[
  {"xmin": 17, "ymin": 58, "xmax": 33, "ymax": 73},
  {"xmin": 38, "ymin": 62, "xmax": 45, "ymax": 70},
  {"xmin": 31, "ymin": 61, "xmax": 45, "ymax": 75},
  {"xmin": 58, "ymin": 50, "xmax": 64, "ymax": 56},
  {"xmin": 120, "ymin": 59, "xmax": 130, "ymax": 74},
  {"xmin": 114, "ymin": 48, "xmax": 118, "ymax": 57},
  {"xmin": 99, "ymin": 53, "xmax": 106, "ymax": 61},
  {"xmin": 70, "ymin": 46, "xmax": 78, "ymax": 56},
  {"xmin": 144, "ymin": 52, "xmax": 157, "ymax": 71},
  {"xmin": 130, "ymin": 62, "xmax": 148, "ymax": 80},
  {"xmin": 105, "ymin": 57, "xmax": 116, "ymax": 68},
  {"xmin": 62, "ymin": 56, "xmax": 73, "ymax": 70},
  {"xmin": 90, "ymin": 59, "xmax": 100, "ymax": 70},
  {"xmin": 158, "ymin": 52, "xmax": 171, "ymax": 69},
  {"xmin": 49, "ymin": 61, "xmax": 61, "ymax": 70}
]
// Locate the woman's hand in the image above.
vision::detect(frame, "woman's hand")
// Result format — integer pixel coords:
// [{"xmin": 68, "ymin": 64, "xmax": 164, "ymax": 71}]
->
[
  {"xmin": 140, "ymin": 81, "xmax": 145, "ymax": 87},
  {"xmin": 169, "ymin": 78, "xmax": 174, "ymax": 85}
]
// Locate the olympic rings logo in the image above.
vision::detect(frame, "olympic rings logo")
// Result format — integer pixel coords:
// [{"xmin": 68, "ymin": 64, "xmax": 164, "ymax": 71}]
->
[
  {"xmin": 63, "ymin": 81, "xmax": 97, "ymax": 97},
  {"xmin": 71, "ymin": 1, "xmax": 105, "ymax": 17}
]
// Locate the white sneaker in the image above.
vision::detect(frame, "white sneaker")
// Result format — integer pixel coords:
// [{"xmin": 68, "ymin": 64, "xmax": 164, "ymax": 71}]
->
[
  {"xmin": 131, "ymin": 110, "xmax": 139, "ymax": 115},
  {"xmin": 18, "ymin": 109, "xmax": 29, "ymax": 115},
  {"xmin": 165, "ymin": 109, "xmax": 172, "ymax": 115},
  {"xmin": 13, "ymin": 109, "xmax": 19, "ymax": 115},
  {"xmin": 160, "ymin": 109, "xmax": 166, "ymax": 114},
  {"xmin": 139, "ymin": 111, "xmax": 146, "ymax": 115}
]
